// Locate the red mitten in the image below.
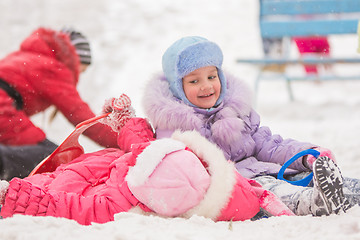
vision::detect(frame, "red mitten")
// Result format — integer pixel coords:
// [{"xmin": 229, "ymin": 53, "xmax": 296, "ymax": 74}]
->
[
  {"xmin": 101, "ymin": 94, "xmax": 136, "ymax": 132},
  {"xmin": 306, "ymin": 147, "xmax": 336, "ymax": 170}
]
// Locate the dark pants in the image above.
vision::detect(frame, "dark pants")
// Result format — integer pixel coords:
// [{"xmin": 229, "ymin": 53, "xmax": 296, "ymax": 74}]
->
[{"xmin": 0, "ymin": 139, "xmax": 58, "ymax": 181}]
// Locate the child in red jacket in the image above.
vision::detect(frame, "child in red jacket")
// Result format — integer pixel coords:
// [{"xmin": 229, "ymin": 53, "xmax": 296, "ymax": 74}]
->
[{"xmin": 0, "ymin": 27, "xmax": 118, "ymax": 180}]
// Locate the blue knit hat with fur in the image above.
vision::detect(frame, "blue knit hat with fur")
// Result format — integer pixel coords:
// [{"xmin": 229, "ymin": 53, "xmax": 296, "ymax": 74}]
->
[{"xmin": 162, "ymin": 36, "xmax": 226, "ymax": 107}]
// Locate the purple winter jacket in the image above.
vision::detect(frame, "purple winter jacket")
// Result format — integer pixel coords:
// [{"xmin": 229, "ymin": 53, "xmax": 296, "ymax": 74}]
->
[{"xmin": 142, "ymin": 73, "xmax": 316, "ymax": 178}]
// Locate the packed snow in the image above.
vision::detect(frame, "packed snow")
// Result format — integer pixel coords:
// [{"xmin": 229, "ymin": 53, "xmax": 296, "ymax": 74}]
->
[{"xmin": 1, "ymin": 0, "xmax": 360, "ymax": 239}]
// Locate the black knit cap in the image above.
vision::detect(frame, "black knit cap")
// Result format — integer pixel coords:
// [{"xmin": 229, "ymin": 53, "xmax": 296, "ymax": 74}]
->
[{"xmin": 61, "ymin": 27, "xmax": 91, "ymax": 65}]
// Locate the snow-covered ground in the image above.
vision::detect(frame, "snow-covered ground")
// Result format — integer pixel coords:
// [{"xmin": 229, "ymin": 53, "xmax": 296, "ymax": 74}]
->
[{"xmin": 1, "ymin": 0, "xmax": 360, "ymax": 239}]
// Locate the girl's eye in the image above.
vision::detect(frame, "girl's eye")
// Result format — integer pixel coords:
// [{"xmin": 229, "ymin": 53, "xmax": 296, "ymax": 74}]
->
[
  {"xmin": 189, "ymin": 80, "xmax": 198, "ymax": 84},
  {"xmin": 209, "ymin": 75, "xmax": 217, "ymax": 80}
]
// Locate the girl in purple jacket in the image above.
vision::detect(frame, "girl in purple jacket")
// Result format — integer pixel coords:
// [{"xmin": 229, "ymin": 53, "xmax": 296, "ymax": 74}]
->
[{"xmin": 143, "ymin": 36, "xmax": 360, "ymax": 217}]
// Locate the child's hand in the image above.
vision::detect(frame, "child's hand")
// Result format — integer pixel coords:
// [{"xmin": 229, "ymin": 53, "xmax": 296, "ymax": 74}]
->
[
  {"xmin": 305, "ymin": 147, "xmax": 336, "ymax": 170},
  {"xmin": 101, "ymin": 94, "xmax": 136, "ymax": 132}
]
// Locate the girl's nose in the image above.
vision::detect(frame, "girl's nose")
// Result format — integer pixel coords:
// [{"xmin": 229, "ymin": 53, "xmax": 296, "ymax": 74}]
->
[{"xmin": 200, "ymin": 81, "xmax": 212, "ymax": 91}]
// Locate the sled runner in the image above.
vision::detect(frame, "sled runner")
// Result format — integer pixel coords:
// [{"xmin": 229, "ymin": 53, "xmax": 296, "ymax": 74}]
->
[{"xmin": 28, "ymin": 112, "xmax": 111, "ymax": 176}]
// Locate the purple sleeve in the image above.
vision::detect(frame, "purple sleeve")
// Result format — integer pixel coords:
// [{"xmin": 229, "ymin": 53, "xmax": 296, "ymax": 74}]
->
[{"xmin": 251, "ymin": 113, "xmax": 316, "ymax": 171}]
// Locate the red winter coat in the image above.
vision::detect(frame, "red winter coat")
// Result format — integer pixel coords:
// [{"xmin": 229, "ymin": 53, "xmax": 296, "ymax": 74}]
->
[
  {"xmin": 0, "ymin": 118, "xmax": 294, "ymax": 225},
  {"xmin": 0, "ymin": 27, "xmax": 117, "ymax": 147}
]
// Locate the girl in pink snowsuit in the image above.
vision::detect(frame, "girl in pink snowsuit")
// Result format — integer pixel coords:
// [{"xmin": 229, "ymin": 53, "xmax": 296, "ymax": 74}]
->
[{"xmin": 0, "ymin": 96, "xmax": 294, "ymax": 225}]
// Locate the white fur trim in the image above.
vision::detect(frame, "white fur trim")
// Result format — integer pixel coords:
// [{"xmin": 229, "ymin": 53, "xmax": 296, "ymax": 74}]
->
[
  {"xmin": 126, "ymin": 139, "xmax": 185, "ymax": 186},
  {"xmin": 171, "ymin": 130, "xmax": 237, "ymax": 220},
  {"xmin": 0, "ymin": 180, "xmax": 9, "ymax": 205}
]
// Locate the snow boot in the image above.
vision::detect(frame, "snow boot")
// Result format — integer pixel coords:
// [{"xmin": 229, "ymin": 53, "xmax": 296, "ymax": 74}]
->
[{"xmin": 312, "ymin": 156, "xmax": 351, "ymax": 216}]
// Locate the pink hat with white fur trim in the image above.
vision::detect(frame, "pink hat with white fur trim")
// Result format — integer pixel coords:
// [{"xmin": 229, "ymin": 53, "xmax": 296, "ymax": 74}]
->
[
  {"xmin": 126, "ymin": 130, "xmax": 239, "ymax": 220},
  {"xmin": 126, "ymin": 138, "xmax": 211, "ymax": 216}
]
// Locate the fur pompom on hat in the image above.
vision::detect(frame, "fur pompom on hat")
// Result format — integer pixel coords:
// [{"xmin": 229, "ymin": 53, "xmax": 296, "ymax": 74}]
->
[
  {"xmin": 61, "ymin": 27, "xmax": 91, "ymax": 65},
  {"xmin": 162, "ymin": 36, "xmax": 227, "ymax": 107}
]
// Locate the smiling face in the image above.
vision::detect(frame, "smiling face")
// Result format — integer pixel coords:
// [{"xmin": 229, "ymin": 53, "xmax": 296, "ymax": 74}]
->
[{"xmin": 182, "ymin": 66, "xmax": 221, "ymax": 109}]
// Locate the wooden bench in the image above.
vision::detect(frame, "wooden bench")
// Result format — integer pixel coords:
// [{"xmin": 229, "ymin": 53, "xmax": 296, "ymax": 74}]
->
[{"xmin": 236, "ymin": 0, "xmax": 360, "ymax": 100}]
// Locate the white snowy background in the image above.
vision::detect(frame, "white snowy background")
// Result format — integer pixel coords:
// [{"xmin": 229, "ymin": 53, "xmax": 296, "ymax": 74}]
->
[{"xmin": 1, "ymin": 0, "xmax": 360, "ymax": 239}]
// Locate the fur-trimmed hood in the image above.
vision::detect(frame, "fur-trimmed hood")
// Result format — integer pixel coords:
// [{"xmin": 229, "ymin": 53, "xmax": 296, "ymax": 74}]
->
[
  {"xmin": 142, "ymin": 72, "xmax": 253, "ymax": 133},
  {"xmin": 142, "ymin": 73, "xmax": 314, "ymax": 178},
  {"xmin": 161, "ymin": 36, "xmax": 227, "ymax": 107}
]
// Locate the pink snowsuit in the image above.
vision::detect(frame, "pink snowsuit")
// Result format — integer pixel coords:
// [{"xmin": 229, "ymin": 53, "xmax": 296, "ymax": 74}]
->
[{"xmin": 0, "ymin": 118, "xmax": 294, "ymax": 225}]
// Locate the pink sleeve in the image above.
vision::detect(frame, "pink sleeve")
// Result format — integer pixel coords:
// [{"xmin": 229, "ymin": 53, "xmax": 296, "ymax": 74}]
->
[
  {"xmin": 1, "ymin": 178, "xmax": 119, "ymax": 225},
  {"xmin": 1, "ymin": 175, "xmax": 133, "ymax": 225},
  {"xmin": 117, "ymin": 118, "xmax": 155, "ymax": 152},
  {"xmin": 0, "ymin": 149, "xmax": 134, "ymax": 225},
  {"xmin": 216, "ymin": 171, "xmax": 261, "ymax": 221}
]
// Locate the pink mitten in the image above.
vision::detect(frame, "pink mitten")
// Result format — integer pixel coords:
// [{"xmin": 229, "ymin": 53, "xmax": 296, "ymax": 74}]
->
[
  {"xmin": 306, "ymin": 147, "xmax": 336, "ymax": 169},
  {"xmin": 102, "ymin": 93, "xmax": 132, "ymax": 113},
  {"xmin": 258, "ymin": 190, "xmax": 295, "ymax": 216},
  {"xmin": 0, "ymin": 180, "xmax": 9, "ymax": 205},
  {"xmin": 101, "ymin": 94, "xmax": 136, "ymax": 132},
  {"xmin": 249, "ymin": 179, "xmax": 294, "ymax": 217}
]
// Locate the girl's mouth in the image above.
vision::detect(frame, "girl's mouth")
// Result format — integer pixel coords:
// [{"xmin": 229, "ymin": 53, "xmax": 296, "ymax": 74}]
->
[{"xmin": 199, "ymin": 93, "xmax": 214, "ymax": 98}]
